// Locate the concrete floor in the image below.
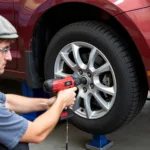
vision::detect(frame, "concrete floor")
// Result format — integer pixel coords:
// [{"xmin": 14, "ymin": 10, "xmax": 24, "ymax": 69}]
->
[
  {"xmin": 1, "ymin": 79, "xmax": 150, "ymax": 150},
  {"xmin": 29, "ymin": 101, "xmax": 150, "ymax": 150}
]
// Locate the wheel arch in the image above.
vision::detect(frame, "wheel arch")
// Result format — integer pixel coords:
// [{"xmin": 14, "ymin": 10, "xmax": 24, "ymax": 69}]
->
[{"xmin": 30, "ymin": 2, "xmax": 148, "ymax": 91}]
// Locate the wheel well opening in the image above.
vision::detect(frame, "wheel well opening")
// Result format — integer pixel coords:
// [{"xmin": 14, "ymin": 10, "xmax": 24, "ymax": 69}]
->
[
  {"xmin": 32, "ymin": 2, "xmax": 148, "ymax": 91},
  {"xmin": 32, "ymin": 3, "xmax": 109, "ymax": 78}
]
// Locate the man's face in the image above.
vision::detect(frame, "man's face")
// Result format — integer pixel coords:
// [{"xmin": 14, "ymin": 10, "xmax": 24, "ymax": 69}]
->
[{"xmin": 0, "ymin": 41, "xmax": 12, "ymax": 74}]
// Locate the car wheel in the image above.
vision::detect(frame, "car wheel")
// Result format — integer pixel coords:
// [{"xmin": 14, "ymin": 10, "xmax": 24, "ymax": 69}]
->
[{"xmin": 44, "ymin": 21, "xmax": 147, "ymax": 134}]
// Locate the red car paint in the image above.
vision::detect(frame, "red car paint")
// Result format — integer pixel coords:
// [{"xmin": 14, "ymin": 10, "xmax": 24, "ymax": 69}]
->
[{"xmin": 0, "ymin": 0, "xmax": 150, "ymax": 87}]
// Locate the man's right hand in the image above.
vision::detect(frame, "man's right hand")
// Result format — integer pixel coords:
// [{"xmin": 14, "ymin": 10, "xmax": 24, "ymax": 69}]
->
[{"xmin": 56, "ymin": 87, "xmax": 77, "ymax": 109}]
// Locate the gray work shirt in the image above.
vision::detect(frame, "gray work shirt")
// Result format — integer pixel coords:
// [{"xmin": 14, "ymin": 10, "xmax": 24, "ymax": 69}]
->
[{"xmin": 0, "ymin": 92, "xmax": 28, "ymax": 149}]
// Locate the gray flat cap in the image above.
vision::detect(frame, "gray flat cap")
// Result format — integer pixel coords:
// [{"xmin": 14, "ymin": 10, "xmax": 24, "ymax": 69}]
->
[{"xmin": 0, "ymin": 15, "xmax": 18, "ymax": 39}]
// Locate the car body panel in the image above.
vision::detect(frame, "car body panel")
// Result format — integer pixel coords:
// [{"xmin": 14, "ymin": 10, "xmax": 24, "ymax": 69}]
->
[
  {"xmin": 109, "ymin": 0, "xmax": 150, "ymax": 12},
  {"xmin": 13, "ymin": 0, "xmax": 150, "ymax": 50}
]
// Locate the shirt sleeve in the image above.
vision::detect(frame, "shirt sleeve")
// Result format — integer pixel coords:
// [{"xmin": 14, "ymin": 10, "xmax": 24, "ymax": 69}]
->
[
  {"xmin": 0, "ymin": 91, "xmax": 6, "ymax": 103},
  {"xmin": 0, "ymin": 103, "xmax": 28, "ymax": 149}
]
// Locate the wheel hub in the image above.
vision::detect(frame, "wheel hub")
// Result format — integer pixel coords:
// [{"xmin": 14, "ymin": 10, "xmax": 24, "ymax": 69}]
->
[{"xmin": 81, "ymin": 76, "xmax": 88, "ymax": 85}]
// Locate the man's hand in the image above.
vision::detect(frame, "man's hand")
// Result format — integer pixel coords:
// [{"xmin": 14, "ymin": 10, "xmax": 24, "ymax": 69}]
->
[{"xmin": 56, "ymin": 87, "xmax": 77, "ymax": 109}]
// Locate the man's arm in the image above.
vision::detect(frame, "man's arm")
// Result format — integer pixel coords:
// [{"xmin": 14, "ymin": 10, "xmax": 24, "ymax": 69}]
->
[
  {"xmin": 20, "ymin": 87, "xmax": 76, "ymax": 143},
  {"xmin": 5, "ymin": 94, "xmax": 56, "ymax": 114}
]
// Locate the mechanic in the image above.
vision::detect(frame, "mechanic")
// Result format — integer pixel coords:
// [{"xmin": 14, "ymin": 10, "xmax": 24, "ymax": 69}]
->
[{"xmin": 0, "ymin": 15, "xmax": 77, "ymax": 150}]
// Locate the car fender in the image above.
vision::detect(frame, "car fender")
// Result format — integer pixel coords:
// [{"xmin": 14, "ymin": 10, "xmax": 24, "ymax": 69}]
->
[{"xmin": 17, "ymin": 0, "xmax": 150, "ymax": 49}]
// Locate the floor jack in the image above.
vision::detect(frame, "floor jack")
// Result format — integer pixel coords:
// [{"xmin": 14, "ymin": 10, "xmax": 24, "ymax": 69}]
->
[{"xmin": 21, "ymin": 82, "xmax": 114, "ymax": 150}]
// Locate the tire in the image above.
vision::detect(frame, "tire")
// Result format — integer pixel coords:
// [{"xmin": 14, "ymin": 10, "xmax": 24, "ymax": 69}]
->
[{"xmin": 44, "ymin": 21, "xmax": 147, "ymax": 134}]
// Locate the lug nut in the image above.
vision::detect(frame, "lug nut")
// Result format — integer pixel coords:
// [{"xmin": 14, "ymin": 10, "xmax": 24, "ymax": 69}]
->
[
  {"xmin": 90, "ymin": 83, "xmax": 94, "ymax": 89},
  {"xmin": 79, "ymin": 70, "xmax": 83, "ymax": 75},
  {"xmin": 87, "ymin": 72, "xmax": 91, "ymax": 77},
  {"xmin": 83, "ymin": 87, "xmax": 87, "ymax": 92}
]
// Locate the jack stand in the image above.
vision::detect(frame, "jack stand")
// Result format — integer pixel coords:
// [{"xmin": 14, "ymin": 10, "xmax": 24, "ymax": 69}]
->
[{"xmin": 86, "ymin": 135, "xmax": 113, "ymax": 150}]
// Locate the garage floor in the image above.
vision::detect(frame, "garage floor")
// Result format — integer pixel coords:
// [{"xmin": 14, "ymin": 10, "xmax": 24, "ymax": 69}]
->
[
  {"xmin": 1, "ymin": 79, "xmax": 150, "ymax": 150},
  {"xmin": 30, "ymin": 102, "xmax": 150, "ymax": 150}
]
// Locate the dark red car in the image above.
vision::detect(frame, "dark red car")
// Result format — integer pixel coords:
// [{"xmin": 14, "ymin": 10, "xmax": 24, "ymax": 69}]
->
[{"xmin": 1, "ymin": 0, "xmax": 150, "ymax": 134}]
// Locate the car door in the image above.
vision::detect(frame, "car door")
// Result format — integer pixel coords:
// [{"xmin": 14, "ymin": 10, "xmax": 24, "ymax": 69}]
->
[{"xmin": 0, "ymin": 0, "xmax": 17, "ymax": 69}]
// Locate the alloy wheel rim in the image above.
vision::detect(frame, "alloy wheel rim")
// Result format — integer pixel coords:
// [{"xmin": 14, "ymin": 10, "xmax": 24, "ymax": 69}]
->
[{"xmin": 54, "ymin": 42, "xmax": 117, "ymax": 119}]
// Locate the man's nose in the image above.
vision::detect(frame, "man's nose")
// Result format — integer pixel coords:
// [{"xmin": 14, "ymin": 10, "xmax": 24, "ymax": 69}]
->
[{"xmin": 5, "ymin": 51, "xmax": 12, "ymax": 61}]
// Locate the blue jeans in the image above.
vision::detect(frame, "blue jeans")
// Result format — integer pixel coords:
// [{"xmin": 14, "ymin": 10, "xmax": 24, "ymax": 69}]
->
[{"xmin": 0, "ymin": 143, "xmax": 29, "ymax": 150}]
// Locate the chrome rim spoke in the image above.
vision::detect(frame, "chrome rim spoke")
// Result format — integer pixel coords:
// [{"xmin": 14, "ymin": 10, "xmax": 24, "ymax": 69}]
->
[
  {"xmin": 94, "ymin": 80, "xmax": 115, "ymax": 96},
  {"xmin": 83, "ymin": 93, "xmax": 93, "ymax": 119},
  {"xmin": 87, "ymin": 47, "xmax": 97, "ymax": 70},
  {"xmin": 60, "ymin": 51, "xmax": 79, "ymax": 71},
  {"xmin": 93, "ymin": 92, "xmax": 109, "ymax": 111},
  {"xmin": 91, "ymin": 62, "xmax": 110, "ymax": 76},
  {"xmin": 71, "ymin": 43, "xmax": 87, "ymax": 70}
]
